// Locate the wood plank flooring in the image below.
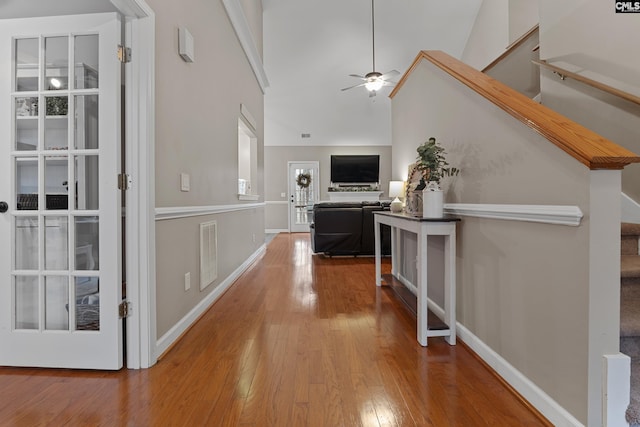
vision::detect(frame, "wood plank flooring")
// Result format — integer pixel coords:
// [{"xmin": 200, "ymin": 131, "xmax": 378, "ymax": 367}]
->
[{"xmin": 0, "ymin": 233, "xmax": 550, "ymax": 426}]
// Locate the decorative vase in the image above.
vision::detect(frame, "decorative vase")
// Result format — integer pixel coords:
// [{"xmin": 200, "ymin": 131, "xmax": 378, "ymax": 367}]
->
[
  {"xmin": 422, "ymin": 181, "xmax": 443, "ymax": 218},
  {"xmin": 390, "ymin": 197, "xmax": 403, "ymax": 213}
]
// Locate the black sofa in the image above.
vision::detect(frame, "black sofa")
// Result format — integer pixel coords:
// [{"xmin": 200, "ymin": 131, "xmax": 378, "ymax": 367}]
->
[{"xmin": 310, "ymin": 201, "xmax": 391, "ymax": 256}]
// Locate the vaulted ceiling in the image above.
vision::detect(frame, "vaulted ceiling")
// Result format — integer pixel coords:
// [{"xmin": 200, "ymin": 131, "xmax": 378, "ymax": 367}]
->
[
  {"xmin": 2, "ymin": 0, "xmax": 483, "ymax": 149},
  {"xmin": 263, "ymin": 0, "xmax": 482, "ymax": 147}
]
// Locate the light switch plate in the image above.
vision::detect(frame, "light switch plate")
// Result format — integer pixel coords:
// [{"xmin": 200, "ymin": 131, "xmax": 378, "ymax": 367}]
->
[
  {"xmin": 184, "ymin": 272, "xmax": 191, "ymax": 291},
  {"xmin": 178, "ymin": 27, "xmax": 195, "ymax": 62},
  {"xmin": 280, "ymin": 192, "xmax": 286, "ymax": 198},
  {"xmin": 180, "ymin": 173, "xmax": 190, "ymax": 192}
]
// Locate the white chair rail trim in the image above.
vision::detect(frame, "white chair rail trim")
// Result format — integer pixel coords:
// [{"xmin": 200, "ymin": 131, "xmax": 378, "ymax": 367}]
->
[
  {"xmin": 156, "ymin": 203, "xmax": 265, "ymax": 221},
  {"xmin": 444, "ymin": 203, "xmax": 583, "ymax": 226}
]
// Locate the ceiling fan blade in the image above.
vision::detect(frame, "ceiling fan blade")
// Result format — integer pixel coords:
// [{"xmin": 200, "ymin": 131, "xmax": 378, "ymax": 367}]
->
[
  {"xmin": 341, "ymin": 82, "xmax": 367, "ymax": 91},
  {"xmin": 381, "ymin": 80, "xmax": 397, "ymax": 87},
  {"xmin": 369, "ymin": 90, "xmax": 377, "ymax": 98},
  {"xmin": 348, "ymin": 74, "xmax": 366, "ymax": 79},
  {"xmin": 380, "ymin": 70, "xmax": 400, "ymax": 80}
]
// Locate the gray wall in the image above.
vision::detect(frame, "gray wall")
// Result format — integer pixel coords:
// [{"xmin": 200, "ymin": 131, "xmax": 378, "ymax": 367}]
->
[
  {"xmin": 264, "ymin": 145, "xmax": 392, "ymax": 230},
  {"xmin": 148, "ymin": 0, "xmax": 265, "ymax": 339},
  {"xmin": 539, "ymin": 0, "xmax": 640, "ymax": 202},
  {"xmin": 392, "ymin": 59, "xmax": 598, "ymax": 423}
]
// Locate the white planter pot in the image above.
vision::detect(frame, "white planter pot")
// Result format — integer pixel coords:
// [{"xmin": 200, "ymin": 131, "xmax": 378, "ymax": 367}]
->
[{"xmin": 423, "ymin": 183, "xmax": 443, "ymax": 218}]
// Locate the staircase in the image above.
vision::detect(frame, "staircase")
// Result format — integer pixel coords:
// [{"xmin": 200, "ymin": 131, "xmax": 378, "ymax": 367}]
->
[{"xmin": 621, "ymin": 222, "xmax": 640, "ymax": 424}]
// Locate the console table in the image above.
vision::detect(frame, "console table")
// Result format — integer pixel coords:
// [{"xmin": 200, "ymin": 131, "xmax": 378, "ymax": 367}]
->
[{"xmin": 374, "ymin": 212, "xmax": 459, "ymax": 346}]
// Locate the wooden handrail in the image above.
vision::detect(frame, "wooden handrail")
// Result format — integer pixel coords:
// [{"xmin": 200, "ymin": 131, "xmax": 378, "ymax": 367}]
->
[
  {"xmin": 482, "ymin": 24, "xmax": 539, "ymax": 73},
  {"xmin": 533, "ymin": 59, "xmax": 640, "ymax": 106},
  {"xmin": 389, "ymin": 50, "xmax": 640, "ymax": 170}
]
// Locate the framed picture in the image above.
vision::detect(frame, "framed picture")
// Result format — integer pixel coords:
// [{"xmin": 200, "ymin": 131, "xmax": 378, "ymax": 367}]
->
[{"xmin": 405, "ymin": 163, "xmax": 424, "ymax": 216}]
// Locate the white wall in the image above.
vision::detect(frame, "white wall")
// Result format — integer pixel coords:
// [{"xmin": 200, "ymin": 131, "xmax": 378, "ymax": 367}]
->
[
  {"xmin": 391, "ymin": 57, "xmax": 622, "ymax": 425},
  {"xmin": 461, "ymin": 0, "xmax": 539, "ymax": 70},
  {"xmin": 539, "ymin": 0, "xmax": 640, "ymax": 202},
  {"xmin": 461, "ymin": 0, "xmax": 509, "ymax": 69},
  {"xmin": 509, "ymin": 0, "xmax": 539, "ymax": 42},
  {"xmin": 148, "ymin": 0, "xmax": 265, "ymax": 338}
]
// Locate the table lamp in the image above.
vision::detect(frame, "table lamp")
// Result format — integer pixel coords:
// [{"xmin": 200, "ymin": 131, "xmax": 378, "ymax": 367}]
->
[{"xmin": 389, "ymin": 180, "xmax": 405, "ymax": 213}]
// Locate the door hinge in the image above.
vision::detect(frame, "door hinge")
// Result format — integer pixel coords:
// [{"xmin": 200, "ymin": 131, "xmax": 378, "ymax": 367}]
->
[
  {"xmin": 119, "ymin": 300, "xmax": 132, "ymax": 318},
  {"xmin": 118, "ymin": 173, "xmax": 132, "ymax": 190},
  {"xmin": 117, "ymin": 45, "xmax": 132, "ymax": 63}
]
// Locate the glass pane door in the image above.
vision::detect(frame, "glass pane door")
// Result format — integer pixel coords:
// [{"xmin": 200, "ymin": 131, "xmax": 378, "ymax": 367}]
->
[
  {"xmin": 0, "ymin": 13, "xmax": 122, "ymax": 369},
  {"xmin": 289, "ymin": 162, "xmax": 319, "ymax": 233}
]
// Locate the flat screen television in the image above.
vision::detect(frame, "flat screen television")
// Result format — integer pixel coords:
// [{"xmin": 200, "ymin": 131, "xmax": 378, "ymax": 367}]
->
[{"xmin": 330, "ymin": 155, "xmax": 380, "ymax": 184}]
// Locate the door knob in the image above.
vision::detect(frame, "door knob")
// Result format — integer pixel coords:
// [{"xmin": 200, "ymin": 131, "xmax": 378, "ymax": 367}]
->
[{"xmin": 0, "ymin": 201, "xmax": 7, "ymax": 213}]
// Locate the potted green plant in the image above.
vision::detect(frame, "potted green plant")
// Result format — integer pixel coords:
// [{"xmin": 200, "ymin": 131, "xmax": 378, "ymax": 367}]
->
[
  {"xmin": 415, "ymin": 137, "xmax": 458, "ymax": 186},
  {"xmin": 405, "ymin": 137, "xmax": 458, "ymax": 217}
]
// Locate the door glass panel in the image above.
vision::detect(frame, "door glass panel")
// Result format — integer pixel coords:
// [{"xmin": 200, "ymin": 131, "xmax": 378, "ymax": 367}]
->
[
  {"xmin": 15, "ymin": 38, "xmax": 39, "ymax": 92},
  {"xmin": 75, "ymin": 217, "xmax": 98, "ymax": 271},
  {"xmin": 15, "ymin": 97, "xmax": 38, "ymax": 151},
  {"xmin": 16, "ymin": 157, "xmax": 38, "ymax": 210},
  {"xmin": 44, "ymin": 155, "xmax": 68, "ymax": 210},
  {"xmin": 15, "ymin": 276, "xmax": 39, "ymax": 330},
  {"xmin": 15, "ymin": 217, "xmax": 38, "ymax": 270},
  {"xmin": 293, "ymin": 167, "xmax": 315, "ymax": 226},
  {"xmin": 45, "ymin": 95, "xmax": 68, "ymax": 116},
  {"xmin": 45, "ymin": 217, "xmax": 68, "ymax": 270},
  {"xmin": 75, "ymin": 277, "xmax": 99, "ymax": 331},
  {"xmin": 45, "ymin": 276, "xmax": 68, "ymax": 330},
  {"xmin": 44, "ymin": 116, "xmax": 68, "ymax": 150},
  {"xmin": 45, "ymin": 36, "xmax": 68, "ymax": 91},
  {"xmin": 75, "ymin": 155, "xmax": 99, "ymax": 210},
  {"xmin": 74, "ymin": 95, "xmax": 99, "ymax": 149},
  {"xmin": 74, "ymin": 35, "xmax": 98, "ymax": 89}
]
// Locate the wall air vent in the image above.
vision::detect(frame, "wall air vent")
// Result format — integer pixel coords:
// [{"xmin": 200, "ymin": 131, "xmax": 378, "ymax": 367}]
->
[
  {"xmin": 301, "ymin": 133, "xmax": 311, "ymax": 139},
  {"xmin": 199, "ymin": 221, "xmax": 218, "ymax": 290}
]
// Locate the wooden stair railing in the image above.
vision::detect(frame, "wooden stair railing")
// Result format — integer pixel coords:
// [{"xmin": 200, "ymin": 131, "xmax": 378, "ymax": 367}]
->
[
  {"xmin": 533, "ymin": 59, "xmax": 640, "ymax": 107},
  {"xmin": 390, "ymin": 50, "xmax": 640, "ymax": 170}
]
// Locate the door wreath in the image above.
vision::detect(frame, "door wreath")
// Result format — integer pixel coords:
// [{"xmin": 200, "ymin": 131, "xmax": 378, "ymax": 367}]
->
[{"xmin": 296, "ymin": 172, "xmax": 312, "ymax": 189}]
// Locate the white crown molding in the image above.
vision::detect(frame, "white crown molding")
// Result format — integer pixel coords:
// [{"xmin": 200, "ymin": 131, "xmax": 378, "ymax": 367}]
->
[
  {"xmin": 156, "ymin": 202, "xmax": 265, "ymax": 221},
  {"xmin": 444, "ymin": 203, "xmax": 583, "ymax": 226},
  {"xmin": 222, "ymin": 0, "xmax": 269, "ymax": 93},
  {"xmin": 110, "ymin": 0, "xmax": 148, "ymax": 18}
]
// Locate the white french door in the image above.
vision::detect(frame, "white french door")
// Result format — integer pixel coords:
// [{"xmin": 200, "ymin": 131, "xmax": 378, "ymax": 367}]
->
[
  {"xmin": 0, "ymin": 13, "xmax": 123, "ymax": 369},
  {"xmin": 288, "ymin": 161, "xmax": 319, "ymax": 233}
]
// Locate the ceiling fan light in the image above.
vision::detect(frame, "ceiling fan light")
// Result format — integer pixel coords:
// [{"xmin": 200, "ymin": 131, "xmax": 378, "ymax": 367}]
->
[{"xmin": 365, "ymin": 78, "xmax": 384, "ymax": 92}]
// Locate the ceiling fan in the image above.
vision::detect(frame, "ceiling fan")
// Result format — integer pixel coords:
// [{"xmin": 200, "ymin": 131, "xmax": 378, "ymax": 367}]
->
[{"xmin": 341, "ymin": 0, "xmax": 400, "ymax": 97}]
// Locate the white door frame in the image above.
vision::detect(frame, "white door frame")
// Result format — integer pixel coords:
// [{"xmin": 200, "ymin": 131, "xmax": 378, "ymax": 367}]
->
[{"xmin": 110, "ymin": 0, "xmax": 156, "ymax": 369}]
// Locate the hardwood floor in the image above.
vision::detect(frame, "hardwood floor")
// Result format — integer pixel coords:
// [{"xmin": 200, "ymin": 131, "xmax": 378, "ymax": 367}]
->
[{"xmin": 0, "ymin": 233, "xmax": 550, "ymax": 426}]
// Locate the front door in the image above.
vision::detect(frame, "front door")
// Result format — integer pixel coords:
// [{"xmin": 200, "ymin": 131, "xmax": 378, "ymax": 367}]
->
[
  {"xmin": 0, "ymin": 13, "xmax": 123, "ymax": 369},
  {"xmin": 289, "ymin": 161, "xmax": 319, "ymax": 233}
]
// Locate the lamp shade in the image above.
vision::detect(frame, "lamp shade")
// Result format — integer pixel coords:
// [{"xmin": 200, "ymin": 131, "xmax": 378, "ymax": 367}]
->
[{"xmin": 388, "ymin": 180, "xmax": 404, "ymax": 198}]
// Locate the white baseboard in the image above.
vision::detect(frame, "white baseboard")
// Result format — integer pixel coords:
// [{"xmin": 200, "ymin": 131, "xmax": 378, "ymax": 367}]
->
[
  {"xmin": 427, "ymin": 300, "xmax": 584, "ymax": 427},
  {"xmin": 155, "ymin": 244, "xmax": 266, "ymax": 357},
  {"xmin": 603, "ymin": 353, "xmax": 630, "ymax": 427},
  {"xmin": 265, "ymin": 228, "xmax": 288, "ymax": 234}
]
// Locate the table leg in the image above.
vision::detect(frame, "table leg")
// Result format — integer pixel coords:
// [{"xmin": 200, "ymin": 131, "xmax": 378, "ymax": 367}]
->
[
  {"xmin": 444, "ymin": 230, "xmax": 457, "ymax": 345},
  {"xmin": 374, "ymin": 217, "xmax": 381, "ymax": 286},
  {"xmin": 417, "ymin": 224, "xmax": 428, "ymax": 346}
]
